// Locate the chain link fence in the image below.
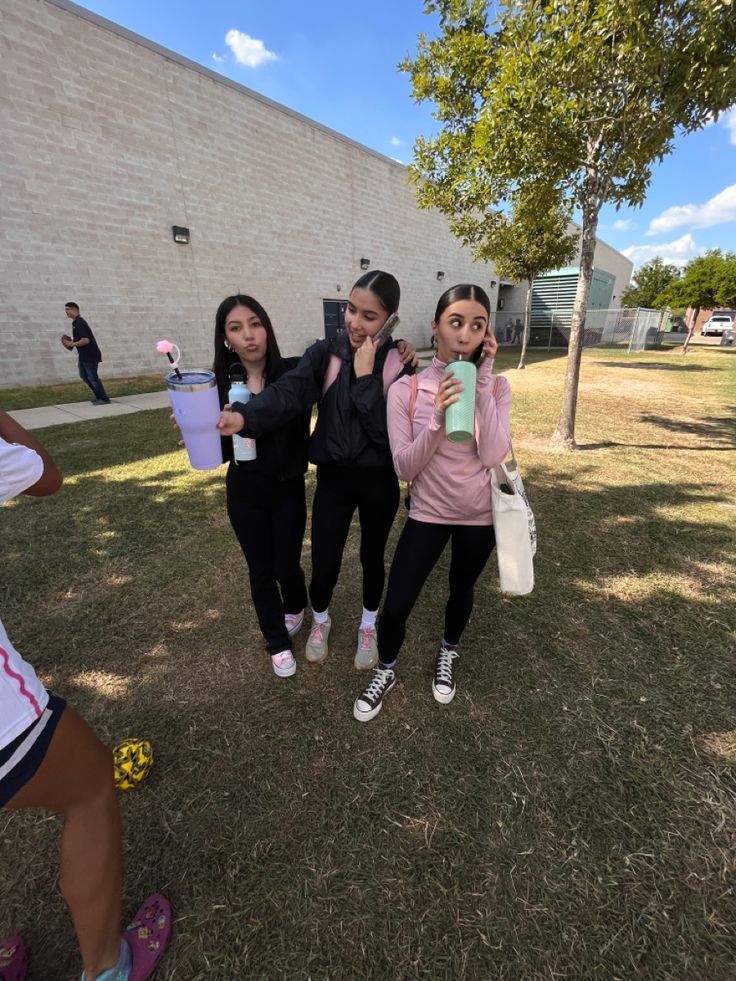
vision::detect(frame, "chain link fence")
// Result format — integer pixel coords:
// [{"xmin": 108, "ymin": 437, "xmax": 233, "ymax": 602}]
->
[{"xmin": 490, "ymin": 307, "xmax": 670, "ymax": 352}]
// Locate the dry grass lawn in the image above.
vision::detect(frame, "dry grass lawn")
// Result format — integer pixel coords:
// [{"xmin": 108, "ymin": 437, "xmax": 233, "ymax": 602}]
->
[{"xmin": 1, "ymin": 344, "xmax": 734, "ymax": 979}]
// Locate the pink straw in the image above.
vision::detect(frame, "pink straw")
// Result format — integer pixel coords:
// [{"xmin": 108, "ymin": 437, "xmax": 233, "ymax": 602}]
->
[{"xmin": 156, "ymin": 340, "xmax": 182, "ymax": 380}]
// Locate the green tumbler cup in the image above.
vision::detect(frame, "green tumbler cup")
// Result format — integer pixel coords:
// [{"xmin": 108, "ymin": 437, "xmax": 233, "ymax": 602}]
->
[{"xmin": 444, "ymin": 358, "xmax": 476, "ymax": 442}]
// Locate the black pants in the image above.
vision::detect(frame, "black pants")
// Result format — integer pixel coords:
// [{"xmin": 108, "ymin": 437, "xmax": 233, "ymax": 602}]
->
[
  {"xmin": 78, "ymin": 360, "xmax": 109, "ymax": 400},
  {"xmin": 226, "ymin": 468, "xmax": 308, "ymax": 655},
  {"xmin": 309, "ymin": 464, "xmax": 400, "ymax": 612},
  {"xmin": 378, "ymin": 518, "xmax": 496, "ymax": 664}
]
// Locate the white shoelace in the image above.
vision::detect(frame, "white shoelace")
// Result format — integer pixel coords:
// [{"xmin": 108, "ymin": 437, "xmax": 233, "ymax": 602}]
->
[
  {"xmin": 435, "ymin": 648, "xmax": 458, "ymax": 686},
  {"xmin": 363, "ymin": 668, "xmax": 394, "ymax": 701}
]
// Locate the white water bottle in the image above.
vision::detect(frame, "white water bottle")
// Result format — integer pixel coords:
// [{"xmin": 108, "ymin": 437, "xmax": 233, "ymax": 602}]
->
[{"xmin": 228, "ymin": 370, "xmax": 257, "ymax": 462}]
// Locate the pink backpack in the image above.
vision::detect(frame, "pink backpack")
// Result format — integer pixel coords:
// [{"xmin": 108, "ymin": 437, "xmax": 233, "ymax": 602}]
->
[{"xmin": 322, "ymin": 347, "xmax": 405, "ymax": 397}]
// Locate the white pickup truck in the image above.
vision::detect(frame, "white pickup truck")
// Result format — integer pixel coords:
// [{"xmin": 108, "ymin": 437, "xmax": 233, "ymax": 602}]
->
[{"xmin": 701, "ymin": 313, "xmax": 735, "ymax": 336}]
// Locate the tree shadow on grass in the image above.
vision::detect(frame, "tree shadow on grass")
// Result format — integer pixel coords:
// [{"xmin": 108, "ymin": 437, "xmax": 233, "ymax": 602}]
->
[
  {"xmin": 579, "ymin": 407, "xmax": 736, "ymax": 452},
  {"xmin": 641, "ymin": 411, "xmax": 736, "ymax": 446},
  {"xmin": 596, "ymin": 361, "xmax": 716, "ymax": 372},
  {"xmin": 1, "ymin": 460, "xmax": 735, "ymax": 979}
]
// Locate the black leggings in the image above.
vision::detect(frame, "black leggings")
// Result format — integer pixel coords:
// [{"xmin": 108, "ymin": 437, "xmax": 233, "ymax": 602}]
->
[
  {"xmin": 226, "ymin": 468, "xmax": 308, "ymax": 655},
  {"xmin": 378, "ymin": 518, "xmax": 496, "ymax": 664},
  {"xmin": 309, "ymin": 465, "xmax": 400, "ymax": 612}
]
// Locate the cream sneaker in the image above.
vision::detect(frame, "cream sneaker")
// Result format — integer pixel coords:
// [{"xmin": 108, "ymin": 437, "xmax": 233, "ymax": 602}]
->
[
  {"xmin": 354, "ymin": 626, "xmax": 379, "ymax": 670},
  {"xmin": 305, "ymin": 617, "xmax": 331, "ymax": 664}
]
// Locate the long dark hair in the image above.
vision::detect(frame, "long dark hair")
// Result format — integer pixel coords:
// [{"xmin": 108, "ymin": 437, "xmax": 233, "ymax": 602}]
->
[
  {"xmin": 212, "ymin": 295, "xmax": 284, "ymax": 401},
  {"xmin": 351, "ymin": 270, "xmax": 400, "ymax": 315},
  {"xmin": 434, "ymin": 283, "xmax": 492, "ymax": 363}
]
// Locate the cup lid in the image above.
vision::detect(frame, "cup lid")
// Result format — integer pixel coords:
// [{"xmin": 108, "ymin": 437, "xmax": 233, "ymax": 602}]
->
[{"xmin": 166, "ymin": 369, "xmax": 216, "ymax": 390}]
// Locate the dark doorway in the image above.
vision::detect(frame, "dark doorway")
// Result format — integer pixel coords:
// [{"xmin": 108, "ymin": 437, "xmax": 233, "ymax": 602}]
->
[{"xmin": 323, "ymin": 299, "xmax": 347, "ymax": 339}]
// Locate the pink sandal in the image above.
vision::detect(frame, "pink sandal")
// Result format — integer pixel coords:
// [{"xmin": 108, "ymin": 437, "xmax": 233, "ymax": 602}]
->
[
  {"xmin": 0, "ymin": 936, "xmax": 27, "ymax": 981},
  {"xmin": 124, "ymin": 894, "xmax": 172, "ymax": 981}
]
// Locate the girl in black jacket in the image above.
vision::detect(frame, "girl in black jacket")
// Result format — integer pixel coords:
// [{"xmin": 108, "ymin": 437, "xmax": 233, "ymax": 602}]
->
[
  {"xmin": 218, "ymin": 272, "xmax": 415, "ymax": 673},
  {"xmin": 214, "ymin": 295, "xmax": 312, "ymax": 678}
]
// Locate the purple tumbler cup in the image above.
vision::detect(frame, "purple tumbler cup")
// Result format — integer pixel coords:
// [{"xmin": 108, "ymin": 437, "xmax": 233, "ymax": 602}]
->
[{"xmin": 166, "ymin": 369, "xmax": 223, "ymax": 470}]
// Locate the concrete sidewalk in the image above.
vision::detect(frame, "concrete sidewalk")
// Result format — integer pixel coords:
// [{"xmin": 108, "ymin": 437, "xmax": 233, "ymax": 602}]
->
[
  {"xmin": 9, "ymin": 354, "xmax": 438, "ymax": 431},
  {"xmin": 8, "ymin": 391, "xmax": 170, "ymax": 430}
]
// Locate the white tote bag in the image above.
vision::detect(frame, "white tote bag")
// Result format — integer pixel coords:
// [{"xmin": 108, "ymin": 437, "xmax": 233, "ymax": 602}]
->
[{"xmin": 491, "ymin": 451, "xmax": 536, "ymax": 596}]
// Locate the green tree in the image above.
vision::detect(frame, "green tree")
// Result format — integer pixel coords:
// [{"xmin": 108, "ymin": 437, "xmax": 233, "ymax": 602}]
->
[
  {"xmin": 402, "ymin": 0, "xmax": 736, "ymax": 448},
  {"xmin": 463, "ymin": 186, "xmax": 578, "ymax": 368},
  {"xmin": 657, "ymin": 249, "xmax": 736, "ymax": 352},
  {"xmin": 621, "ymin": 257, "xmax": 681, "ymax": 309}
]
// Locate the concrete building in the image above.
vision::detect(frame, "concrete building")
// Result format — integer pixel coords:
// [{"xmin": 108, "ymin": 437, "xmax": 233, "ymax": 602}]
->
[
  {"xmin": 1, "ymin": 0, "xmax": 496, "ymax": 389},
  {"xmin": 496, "ymin": 228, "xmax": 634, "ymax": 345},
  {"xmin": 1, "ymin": 0, "xmax": 634, "ymax": 388}
]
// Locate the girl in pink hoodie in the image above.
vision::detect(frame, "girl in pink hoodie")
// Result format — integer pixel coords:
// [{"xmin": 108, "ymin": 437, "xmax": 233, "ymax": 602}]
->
[{"xmin": 353, "ymin": 284, "xmax": 511, "ymax": 721}]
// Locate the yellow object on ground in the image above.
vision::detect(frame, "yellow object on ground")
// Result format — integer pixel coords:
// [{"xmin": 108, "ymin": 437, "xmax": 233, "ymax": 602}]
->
[{"xmin": 113, "ymin": 738, "xmax": 154, "ymax": 790}]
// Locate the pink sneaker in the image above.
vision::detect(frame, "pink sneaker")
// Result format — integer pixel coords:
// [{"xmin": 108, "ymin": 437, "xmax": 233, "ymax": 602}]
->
[
  {"xmin": 271, "ymin": 650, "xmax": 297, "ymax": 678},
  {"xmin": 284, "ymin": 610, "xmax": 305, "ymax": 638},
  {"xmin": 0, "ymin": 935, "xmax": 27, "ymax": 981},
  {"xmin": 124, "ymin": 893, "xmax": 172, "ymax": 981}
]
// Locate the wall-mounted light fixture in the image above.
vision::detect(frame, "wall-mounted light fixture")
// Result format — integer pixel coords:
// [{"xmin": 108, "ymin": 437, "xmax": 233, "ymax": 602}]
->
[
  {"xmin": 172, "ymin": 225, "xmax": 190, "ymax": 245},
  {"xmin": 360, "ymin": 257, "xmax": 370, "ymax": 270},
  {"xmin": 436, "ymin": 271, "xmax": 445, "ymax": 281}
]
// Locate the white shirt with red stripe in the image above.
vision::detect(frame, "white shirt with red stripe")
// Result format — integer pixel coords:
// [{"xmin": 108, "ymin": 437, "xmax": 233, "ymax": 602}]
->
[{"xmin": 0, "ymin": 438, "xmax": 49, "ymax": 749}]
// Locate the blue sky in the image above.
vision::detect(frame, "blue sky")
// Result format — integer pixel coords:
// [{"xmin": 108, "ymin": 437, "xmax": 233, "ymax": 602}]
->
[{"xmin": 74, "ymin": 0, "xmax": 735, "ymax": 271}]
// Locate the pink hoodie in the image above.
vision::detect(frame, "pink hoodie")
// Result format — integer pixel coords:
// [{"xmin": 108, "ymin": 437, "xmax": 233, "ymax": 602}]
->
[{"xmin": 387, "ymin": 356, "xmax": 512, "ymax": 526}]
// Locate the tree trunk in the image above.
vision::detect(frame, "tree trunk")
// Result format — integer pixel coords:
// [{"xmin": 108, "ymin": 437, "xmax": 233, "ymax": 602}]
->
[
  {"xmin": 681, "ymin": 306, "xmax": 699, "ymax": 355},
  {"xmin": 518, "ymin": 280, "xmax": 532, "ymax": 369},
  {"xmin": 551, "ymin": 201, "xmax": 598, "ymax": 450}
]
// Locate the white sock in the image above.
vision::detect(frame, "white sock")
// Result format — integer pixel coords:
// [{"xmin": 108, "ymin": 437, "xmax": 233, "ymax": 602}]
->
[
  {"xmin": 360, "ymin": 608, "xmax": 378, "ymax": 630},
  {"xmin": 272, "ymin": 649, "xmax": 292, "ymax": 659},
  {"xmin": 442, "ymin": 639, "xmax": 458, "ymax": 650},
  {"xmin": 312, "ymin": 608, "xmax": 329, "ymax": 625}
]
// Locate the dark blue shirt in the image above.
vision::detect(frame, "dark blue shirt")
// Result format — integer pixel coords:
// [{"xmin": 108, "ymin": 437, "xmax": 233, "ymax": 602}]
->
[{"xmin": 72, "ymin": 316, "xmax": 102, "ymax": 363}]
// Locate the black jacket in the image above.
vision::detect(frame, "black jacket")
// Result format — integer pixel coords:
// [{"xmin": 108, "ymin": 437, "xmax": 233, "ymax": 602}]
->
[
  {"xmin": 219, "ymin": 355, "xmax": 310, "ymax": 481},
  {"xmin": 233, "ymin": 334, "xmax": 414, "ymax": 468}
]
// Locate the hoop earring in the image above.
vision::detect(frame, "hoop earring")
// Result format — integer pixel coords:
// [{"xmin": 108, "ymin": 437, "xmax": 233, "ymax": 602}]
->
[{"xmin": 224, "ymin": 341, "xmax": 232, "ymax": 351}]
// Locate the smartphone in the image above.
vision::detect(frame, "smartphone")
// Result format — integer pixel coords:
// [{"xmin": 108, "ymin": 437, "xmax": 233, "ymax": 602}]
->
[{"xmin": 373, "ymin": 312, "xmax": 400, "ymax": 348}]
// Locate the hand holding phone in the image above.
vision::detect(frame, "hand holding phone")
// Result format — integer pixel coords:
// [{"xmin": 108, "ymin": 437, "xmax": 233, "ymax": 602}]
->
[{"xmin": 372, "ymin": 312, "xmax": 400, "ymax": 348}]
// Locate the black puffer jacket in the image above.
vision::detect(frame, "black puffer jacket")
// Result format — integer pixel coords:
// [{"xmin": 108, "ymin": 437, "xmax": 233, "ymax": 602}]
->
[
  {"xmin": 218, "ymin": 355, "xmax": 310, "ymax": 481},
  {"xmin": 233, "ymin": 333, "xmax": 413, "ymax": 468}
]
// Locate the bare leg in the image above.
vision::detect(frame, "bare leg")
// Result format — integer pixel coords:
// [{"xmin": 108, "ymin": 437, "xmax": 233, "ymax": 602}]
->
[{"xmin": 6, "ymin": 706, "xmax": 122, "ymax": 980}]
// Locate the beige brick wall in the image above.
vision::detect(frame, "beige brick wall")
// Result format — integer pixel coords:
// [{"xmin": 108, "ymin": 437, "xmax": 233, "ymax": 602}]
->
[{"xmin": 0, "ymin": 0, "xmax": 498, "ymax": 389}]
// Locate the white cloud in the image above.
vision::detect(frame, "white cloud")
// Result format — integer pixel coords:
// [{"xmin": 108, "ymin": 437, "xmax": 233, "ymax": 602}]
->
[
  {"xmin": 722, "ymin": 107, "xmax": 736, "ymax": 146},
  {"xmin": 647, "ymin": 184, "xmax": 736, "ymax": 235},
  {"xmin": 224, "ymin": 29, "xmax": 278, "ymax": 68},
  {"xmin": 622, "ymin": 233, "xmax": 703, "ymax": 269},
  {"xmin": 613, "ymin": 218, "xmax": 634, "ymax": 231},
  {"xmin": 212, "ymin": 53, "xmax": 224, "ymax": 64},
  {"xmin": 390, "ymin": 136, "xmax": 404, "ymax": 147}
]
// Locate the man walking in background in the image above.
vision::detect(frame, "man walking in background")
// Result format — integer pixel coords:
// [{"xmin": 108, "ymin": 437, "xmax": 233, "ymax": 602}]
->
[{"xmin": 61, "ymin": 303, "xmax": 111, "ymax": 404}]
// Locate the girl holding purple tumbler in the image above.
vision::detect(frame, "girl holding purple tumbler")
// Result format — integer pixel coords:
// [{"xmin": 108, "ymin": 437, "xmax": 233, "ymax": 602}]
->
[
  {"xmin": 212, "ymin": 295, "xmax": 312, "ymax": 679},
  {"xmin": 353, "ymin": 283, "xmax": 511, "ymax": 722}
]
